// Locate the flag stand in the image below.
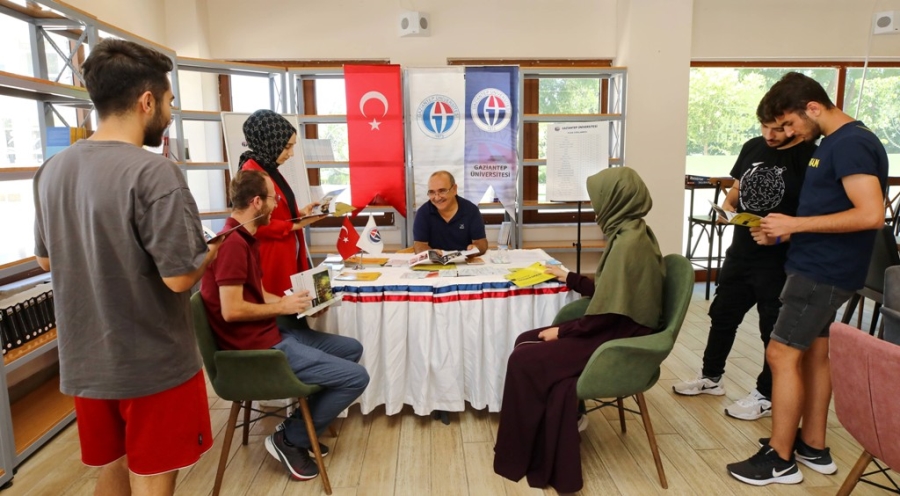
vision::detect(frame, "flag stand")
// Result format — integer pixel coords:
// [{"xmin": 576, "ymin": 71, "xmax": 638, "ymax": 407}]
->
[
  {"xmin": 574, "ymin": 201, "xmax": 583, "ymax": 274},
  {"xmin": 355, "ymin": 249, "xmax": 364, "ymax": 270}
]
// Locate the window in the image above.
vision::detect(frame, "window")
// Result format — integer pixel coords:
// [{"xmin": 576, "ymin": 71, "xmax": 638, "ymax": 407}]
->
[
  {"xmin": 845, "ymin": 67, "xmax": 900, "ymax": 175},
  {"xmin": 230, "ymin": 75, "xmax": 272, "ymax": 113},
  {"xmin": 224, "ymin": 62, "xmax": 392, "ymax": 228},
  {"xmin": 314, "ymin": 78, "xmax": 349, "ymax": 190},
  {"xmin": 684, "ymin": 62, "xmax": 900, "ymax": 261},
  {"xmin": 0, "ymin": 13, "xmax": 33, "ymax": 77},
  {"xmin": 686, "ymin": 66, "xmax": 838, "ymax": 177},
  {"xmin": 0, "ymin": 179, "xmax": 35, "ymax": 266},
  {"xmin": 536, "ymin": 78, "xmax": 602, "ymax": 203},
  {"xmin": 449, "ymin": 59, "xmax": 615, "ymax": 225}
]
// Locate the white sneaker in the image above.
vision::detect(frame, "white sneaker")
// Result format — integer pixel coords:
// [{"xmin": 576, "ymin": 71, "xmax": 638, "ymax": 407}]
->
[
  {"xmin": 577, "ymin": 414, "xmax": 588, "ymax": 433},
  {"xmin": 725, "ymin": 389, "xmax": 772, "ymax": 420},
  {"xmin": 672, "ymin": 375, "xmax": 725, "ymax": 396}
]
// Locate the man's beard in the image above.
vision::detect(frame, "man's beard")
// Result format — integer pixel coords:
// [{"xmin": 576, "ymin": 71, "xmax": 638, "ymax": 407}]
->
[
  {"xmin": 254, "ymin": 203, "xmax": 273, "ymax": 227},
  {"xmin": 142, "ymin": 104, "xmax": 170, "ymax": 148},
  {"xmin": 769, "ymin": 135, "xmax": 793, "ymax": 148},
  {"xmin": 798, "ymin": 111, "xmax": 823, "ymax": 142}
]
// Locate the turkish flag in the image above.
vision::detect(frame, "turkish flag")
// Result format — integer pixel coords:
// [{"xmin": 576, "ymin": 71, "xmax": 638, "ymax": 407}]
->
[
  {"xmin": 336, "ymin": 216, "xmax": 361, "ymax": 260},
  {"xmin": 344, "ymin": 64, "xmax": 406, "ymax": 217}
]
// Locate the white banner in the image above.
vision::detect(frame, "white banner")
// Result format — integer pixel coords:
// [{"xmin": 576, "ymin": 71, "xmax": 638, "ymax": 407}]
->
[
  {"xmin": 546, "ymin": 122, "xmax": 609, "ymax": 202},
  {"xmin": 220, "ymin": 112, "xmax": 312, "ymax": 208},
  {"xmin": 407, "ymin": 68, "xmax": 466, "ymax": 209}
]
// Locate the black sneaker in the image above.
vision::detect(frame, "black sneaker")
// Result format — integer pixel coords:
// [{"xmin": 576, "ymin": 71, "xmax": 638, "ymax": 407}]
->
[
  {"xmin": 727, "ymin": 445, "xmax": 803, "ymax": 486},
  {"xmin": 265, "ymin": 431, "xmax": 319, "ymax": 480},
  {"xmin": 275, "ymin": 421, "xmax": 329, "ymax": 458},
  {"xmin": 758, "ymin": 431, "xmax": 837, "ymax": 475},
  {"xmin": 308, "ymin": 441, "xmax": 329, "ymax": 458}
]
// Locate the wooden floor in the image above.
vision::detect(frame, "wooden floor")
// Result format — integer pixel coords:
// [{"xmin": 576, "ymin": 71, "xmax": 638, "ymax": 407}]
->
[{"xmin": 4, "ymin": 284, "xmax": 898, "ymax": 496}]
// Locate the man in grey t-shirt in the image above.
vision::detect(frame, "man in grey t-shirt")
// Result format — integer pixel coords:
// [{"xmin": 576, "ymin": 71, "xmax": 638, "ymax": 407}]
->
[{"xmin": 33, "ymin": 39, "xmax": 221, "ymax": 495}]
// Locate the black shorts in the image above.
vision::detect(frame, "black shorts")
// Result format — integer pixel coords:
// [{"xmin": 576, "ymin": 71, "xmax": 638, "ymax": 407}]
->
[{"xmin": 771, "ymin": 273, "xmax": 854, "ymax": 351}]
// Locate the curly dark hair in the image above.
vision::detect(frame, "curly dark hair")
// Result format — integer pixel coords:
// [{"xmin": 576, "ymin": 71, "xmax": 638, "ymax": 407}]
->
[
  {"xmin": 757, "ymin": 72, "xmax": 835, "ymax": 123},
  {"xmin": 82, "ymin": 38, "xmax": 173, "ymax": 118}
]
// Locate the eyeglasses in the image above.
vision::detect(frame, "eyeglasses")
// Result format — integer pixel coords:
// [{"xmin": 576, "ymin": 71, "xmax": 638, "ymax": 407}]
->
[
  {"xmin": 427, "ymin": 187, "xmax": 453, "ymax": 197},
  {"xmin": 264, "ymin": 194, "xmax": 282, "ymax": 203}
]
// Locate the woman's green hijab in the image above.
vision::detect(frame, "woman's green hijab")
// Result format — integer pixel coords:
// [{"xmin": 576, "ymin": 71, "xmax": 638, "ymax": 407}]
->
[{"xmin": 583, "ymin": 167, "xmax": 664, "ymax": 329}]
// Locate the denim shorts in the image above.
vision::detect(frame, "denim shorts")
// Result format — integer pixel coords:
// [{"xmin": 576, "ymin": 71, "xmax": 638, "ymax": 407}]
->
[{"xmin": 771, "ymin": 273, "xmax": 854, "ymax": 351}]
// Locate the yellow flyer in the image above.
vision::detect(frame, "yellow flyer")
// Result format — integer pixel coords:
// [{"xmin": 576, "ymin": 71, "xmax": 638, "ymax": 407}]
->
[{"xmin": 504, "ymin": 262, "xmax": 556, "ymax": 288}]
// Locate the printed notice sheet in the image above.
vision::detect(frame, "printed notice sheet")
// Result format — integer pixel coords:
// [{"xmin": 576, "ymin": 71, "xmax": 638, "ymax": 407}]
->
[{"xmin": 546, "ymin": 122, "xmax": 609, "ymax": 202}]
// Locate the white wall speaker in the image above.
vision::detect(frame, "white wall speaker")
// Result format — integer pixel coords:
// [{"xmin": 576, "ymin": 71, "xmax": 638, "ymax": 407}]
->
[
  {"xmin": 873, "ymin": 11, "xmax": 900, "ymax": 35},
  {"xmin": 398, "ymin": 10, "xmax": 430, "ymax": 37}
]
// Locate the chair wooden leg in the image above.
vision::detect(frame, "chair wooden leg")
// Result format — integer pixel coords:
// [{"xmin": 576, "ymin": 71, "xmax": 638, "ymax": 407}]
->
[
  {"xmin": 242, "ymin": 400, "xmax": 252, "ymax": 446},
  {"xmin": 298, "ymin": 397, "xmax": 332, "ymax": 495},
  {"xmin": 870, "ymin": 302, "xmax": 882, "ymax": 336},
  {"xmin": 837, "ymin": 450, "xmax": 873, "ymax": 496},
  {"xmin": 616, "ymin": 397, "xmax": 626, "ymax": 433},
  {"xmin": 841, "ymin": 294, "xmax": 861, "ymax": 324},
  {"xmin": 705, "ymin": 227, "xmax": 715, "ymax": 300},
  {"xmin": 856, "ymin": 299, "xmax": 864, "ymax": 329},
  {"xmin": 213, "ymin": 402, "xmax": 242, "ymax": 496},
  {"xmin": 635, "ymin": 393, "xmax": 667, "ymax": 489}
]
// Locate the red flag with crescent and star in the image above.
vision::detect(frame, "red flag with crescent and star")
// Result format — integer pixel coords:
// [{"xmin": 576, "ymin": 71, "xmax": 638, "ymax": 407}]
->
[
  {"xmin": 344, "ymin": 64, "xmax": 406, "ymax": 217},
  {"xmin": 336, "ymin": 216, "xmax": 361, "ymax": 260}
]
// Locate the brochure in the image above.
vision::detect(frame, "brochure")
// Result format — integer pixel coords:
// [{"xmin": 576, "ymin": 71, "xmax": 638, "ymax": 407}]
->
[
  {"xmin": 287, "ymin": 188, "xmax": 355, "ymax": 226},
  {"xmin": 504, "ymin": 262, "xmax": 557, "ymax": 288},
  {"xmin": 345, "ymin": 255, "xmax": 390, "ymax": 266},
  {"xmin": 707, "ymin": 200, "xmax": 762, "ymax": 227},
  {"xmin": 288, "ymin": 265, "xmax": 342, "ymax": 317},
  {"xmin": 408, "ymin": 248, "xmax": 479, "ymax": 268},
  {"xmin": 334, "ymin": 271, "xmax": 382, "ymax": 281}
]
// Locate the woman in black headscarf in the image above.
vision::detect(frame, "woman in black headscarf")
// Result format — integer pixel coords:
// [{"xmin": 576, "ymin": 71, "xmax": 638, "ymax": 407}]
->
[{"xmin": 238, "ymin": 109, "xmax": 318, "ymax": 296}]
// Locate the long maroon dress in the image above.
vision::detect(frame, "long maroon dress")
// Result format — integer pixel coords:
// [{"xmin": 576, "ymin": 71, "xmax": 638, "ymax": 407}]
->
[{"xmin": 493, "ymin": 273, "xmax": 655, "ymax": 492}]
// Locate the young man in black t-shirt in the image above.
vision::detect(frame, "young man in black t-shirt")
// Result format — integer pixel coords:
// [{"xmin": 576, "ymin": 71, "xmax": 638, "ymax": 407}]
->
[
  {"xmin": 727, "ymin": 72, "xmax": 887, "ymax": 487},
  {"xmin": 674, "ymin": 114, "xmax": 816, "ymax": 422}
]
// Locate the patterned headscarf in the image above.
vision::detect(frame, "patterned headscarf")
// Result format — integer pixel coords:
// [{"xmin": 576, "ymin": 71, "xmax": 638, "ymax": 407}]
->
[{"xmin": 238, "ymin": 109, "xmax": 299, "ymax": 218}]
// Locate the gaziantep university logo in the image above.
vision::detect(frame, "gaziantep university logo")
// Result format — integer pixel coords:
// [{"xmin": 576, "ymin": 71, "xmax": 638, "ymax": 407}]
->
[
  {"xmin": 368, "ymin": 228, "xmax": 381, "ymax": 243},
  {"xmin": 471, "ymin": 88, "xmax": 512, "ymax": 133},
  {"xmin": 416, "ymin": 95, "xmax": 461, "ymax": 139}
]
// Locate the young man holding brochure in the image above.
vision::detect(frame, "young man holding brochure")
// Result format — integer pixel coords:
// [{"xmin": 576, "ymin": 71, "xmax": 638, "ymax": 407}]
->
[
  {"xmin": 200, "ymin": 170, "xmax": 369, "ymax": 482},
  {"xmin": 673, "ymin": 109, "xmax": 816, "ymax": 421}
]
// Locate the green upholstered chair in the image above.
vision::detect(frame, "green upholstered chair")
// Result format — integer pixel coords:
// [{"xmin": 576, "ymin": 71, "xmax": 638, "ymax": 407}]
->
[
  {"xmin": 551, "ymin": 254, "xmax": 694, "ymax": 489},
  {"xmin": 190, "ymin": 293, "xmax": 332, "ymax": 495}
]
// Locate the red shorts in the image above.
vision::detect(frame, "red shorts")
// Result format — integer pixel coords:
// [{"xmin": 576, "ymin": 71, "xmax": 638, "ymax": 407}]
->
[{"xmin": 74, "ymin": 370, "xmax": 213, "ymax": 476}]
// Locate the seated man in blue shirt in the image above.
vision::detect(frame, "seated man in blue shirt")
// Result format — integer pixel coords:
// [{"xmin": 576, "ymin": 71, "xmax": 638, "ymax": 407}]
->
[{"xmin": 413, "ymin": 170, "xmax": 488, "ymax": 255}]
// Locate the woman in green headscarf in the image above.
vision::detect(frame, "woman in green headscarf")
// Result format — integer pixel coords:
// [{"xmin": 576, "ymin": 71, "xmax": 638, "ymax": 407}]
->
[{"xmin": 493, "ymin": 167, "xmax": 665, "ymax": 493}]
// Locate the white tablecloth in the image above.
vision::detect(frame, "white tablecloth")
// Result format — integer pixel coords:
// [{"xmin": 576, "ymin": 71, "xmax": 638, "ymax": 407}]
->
[{"xmin": 312, "ymin": 249, "xmax": 578, "ymax": 416}]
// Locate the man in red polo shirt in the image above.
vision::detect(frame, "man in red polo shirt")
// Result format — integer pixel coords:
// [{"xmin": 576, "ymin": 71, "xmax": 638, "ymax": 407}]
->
[{"xmin": 200, "ymin": 170, "xmax": 369, "ymax": 482}]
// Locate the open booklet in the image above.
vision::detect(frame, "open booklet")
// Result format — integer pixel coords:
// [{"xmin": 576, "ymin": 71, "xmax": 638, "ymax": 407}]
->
[
  {"xmin": 707, "ymin": 200, "xmax": 762, "ymax": 227},
  {"xmin": 287, "ymin": 265, "xmax": 342, "ymax": 318},
  {"xmin": 202, "ymin": 213, "xmax": 266, "ymax": 244},
  {"xmin": 408, "ymin": 248, "xmax": 480, "ymax": 268},
  {"xmin": 288, "ymin": 188, "xmax": 355, "ymax": 226}
]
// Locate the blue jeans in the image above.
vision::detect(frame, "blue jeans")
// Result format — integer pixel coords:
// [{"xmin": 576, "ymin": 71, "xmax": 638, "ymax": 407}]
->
[{"xmin": 272, "ymin": 326, "xmax": 369, "ymax": 449}]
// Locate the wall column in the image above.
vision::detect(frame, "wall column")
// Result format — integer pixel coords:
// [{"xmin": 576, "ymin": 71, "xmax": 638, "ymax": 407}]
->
[{"xmin": 615, "ymin": 0, "xmax": 693, "ymax": 256}]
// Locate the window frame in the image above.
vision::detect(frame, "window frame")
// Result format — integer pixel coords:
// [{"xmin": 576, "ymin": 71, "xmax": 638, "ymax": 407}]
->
[{"xmin": 222, "ymin": 60, "xmax": 395, "ymax": 229}]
